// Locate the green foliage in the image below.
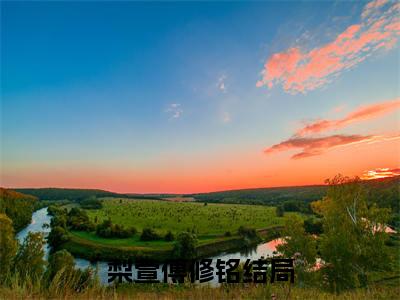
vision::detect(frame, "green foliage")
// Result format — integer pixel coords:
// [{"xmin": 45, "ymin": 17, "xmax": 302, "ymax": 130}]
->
[
  {"xmin": 14, "ymin": 232, "xmax": 46, "ymax": 283},
  {"xmin": 164, "ymin": 230, "xmax": 175, "ymax": 241},
  {"xmin": 192, "ymin": 185, "xmax": 327, "ymax": 206},
  {"xmin": 316, "ymin": 175, "xmax": 392, "ymax": 292},
  {"xmin": 48, "ymin": 205, "xmax": 67, "ymax": 216},
  {"xmin": 304, "ymin": 217, "xmax": 323, "ymax": 234},
  {"xmin": 238, "ymin": 226, "xmax": 257, "ymax": 239},
  {"xmin": 0, "ymin": 188, "xmax": 38, "ymax": 230},
  {"xmin": 46, "ymin": 249, "xmax": 75, "ymax": 281},
  {"xmin": 173, "ymin": 232, "xmax": 198, "ymax": 259},
  {"xmin": 276, "ymin": 205, "xmax": 284, "ymax": 217},
  {"xmin": 48, "ymin": 226, "xmax": 70, "ymax": 250},
  {"xmin": 67, "ymin": 208, "xmax": 95, "ymax": 231},
  {"xmin": 277, "ymin": 215, "xmax": 317, "ymax": 265},
  {"xmin": 0, "ymin": 214, "xmax": 17, "ymax": 284},
  {"xmin": 80, "ymin": 197, "xmax": 103, "ymax": 209},
  {"xmin": 96, "ymin": 219, "xmax": 136, "ymax": 238},
  {"xmin": 141, "ymin": 228, "xmax": 161, "ymax": 241},
  {"xmin": 14, "ymin": 188, "xmax": 126, "ymax": 202},
  {"xmin": 15, "ymin": 188, "xmax": 165, "ymax": 203},
  {"xmin": 192, "ymin": 176, "xmax": 400, "ymax": 216}
]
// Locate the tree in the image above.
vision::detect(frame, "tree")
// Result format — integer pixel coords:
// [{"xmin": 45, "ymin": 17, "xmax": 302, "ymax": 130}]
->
[
  {"xmin": 165, "ymin": 231, "xmax": 175, "ymax": 241},
  {"xmin": 48, "ymin": 226, "xmax": 70, "ymax": 250},
  {"xmin": 14, "ymin": 232, "xmax": 46, "ymax": 282},
  {"xmin": 276, "ymin": 205, "xmax": 284, "ymax": 217},
  {"xmin": 303, "ymin": 218, "xmax": 323, "ymax": 234},
  {"xmin": 140, "ymin": 228, "xmax": 161, "ymax": 241},
  {"xmin": 277, "ymin": 214, "xmax": 317, "ymax": 286},
  {"xmin": 0, "ymin": 188, "xmax": 37, "ymax": 231},
  {"xmin": 46, "ymin": 249, "xmax": 75, "ymax": 281},
  {"xmin": 46, "ymin": 249, "xmax": 94, "ymax": 293},
  {"xmin": 173, "ymin": 232, "xmax": 198, "ymax": 259},
  {"xmin": 0, "ymin": 214, "xmax": 17, "ymax": 284},
  {"xmin": 313, "ymin": 175, "xmax": 391, "ymax": 292}
]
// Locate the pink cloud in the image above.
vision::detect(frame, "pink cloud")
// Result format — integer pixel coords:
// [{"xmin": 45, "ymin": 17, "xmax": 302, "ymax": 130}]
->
[
  {"xmin": 361, "ymin": 167, "xmax": 400, "ymax": 180},
  {"xmin": 297, "ymin": 98, "xmax": 400, "ymax": 136},
  {"xmin": 257, "ymin": 0, "xmax": 400, "ymax": 93},
  {"xmin": 264, "ymin": 134, "xmax": 377, "ymax": 160}
]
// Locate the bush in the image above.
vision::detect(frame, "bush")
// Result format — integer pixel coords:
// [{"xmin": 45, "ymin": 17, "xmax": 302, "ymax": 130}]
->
[
  {"xmin": 80, "ymin": 197, "xmax": 102, "ymax": 209},
  {"xmin": 238, "ymin": 226, "xmax": 257, "ymax": 239},
  {"xmin": 164, "ymin": 231, "xmax": 175, "ymax": 241},
  {"xmin": 224, "ymin": 231, "xmax": 232, "ymax": 237},
  {"xmin": 140, "ymin": 228, "xmax": 161, "ymax": 241},
  {"xmin": 51, "ymin": 215, "xmax": 67, "ymax": 229},
  {"xmin": 48, "ymin": 226, "xmax": 70, "ymax": 249},
  {"xmin": 173, "ymin": 232, "xmax": 198, "ymax": 259},
  {"xmin": 96, "ymin": 219, "xmax": 136, "ymax": 238},
  {"xmin": 276, "ymin": 205, "xmax": 284, "ymax": 217},
  {"xmin": 67, "ymin": 208, "xmax": 95, "ymax": 231},
  {"xmin": 304, "ymin": 218, "xmax": 323, "ymax": 234}
]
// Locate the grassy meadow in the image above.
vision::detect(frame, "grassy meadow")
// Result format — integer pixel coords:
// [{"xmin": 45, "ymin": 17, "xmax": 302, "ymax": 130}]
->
[{"xmin": 85, "ymin": 198, "xmax": 291, "ymax": 237}]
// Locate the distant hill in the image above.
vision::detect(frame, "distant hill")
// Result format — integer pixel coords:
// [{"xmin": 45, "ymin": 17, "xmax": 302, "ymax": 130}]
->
[
  {"xmin": 191, "ymin": 184, "xmax": 326, "ymax": 205},
  {"xmin": 190, "ymin": 176, "xmax": 400, "ymax": 215},
  {"xmin": 13, "ymin": 175, "xmax": 400, "ymax": 210},
  {"xmin": 14, "ymin": 188, "xmax": 163, "ymax": 202},
  {"xmin": 0, "ymin": 188, "xmax": 38, "ymax": 230},
  {"xmin": 13, "ymin": 188, "xmax": 126, "ymax": 202}
]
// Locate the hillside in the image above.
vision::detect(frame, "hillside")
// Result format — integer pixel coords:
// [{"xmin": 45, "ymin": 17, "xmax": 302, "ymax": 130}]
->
[
  {"xmin": 14, "ymin": 188, "xmax": 164, "ymax": 202},
  {"xmin": 191, "ymin": 176, "xmax": 400, "ymax": 217},
  {"xmin": 0, "ymin": 188, "xmax": 38, "ymax": 230}
]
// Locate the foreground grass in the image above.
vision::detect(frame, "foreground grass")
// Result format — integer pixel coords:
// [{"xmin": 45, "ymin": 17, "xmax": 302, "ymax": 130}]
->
[{"xmin": 1, "ymin": 281, "xmax": 399, "ymax": 300}]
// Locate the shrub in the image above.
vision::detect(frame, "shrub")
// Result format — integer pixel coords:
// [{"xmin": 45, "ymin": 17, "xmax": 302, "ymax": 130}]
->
[
  {"xmin": 173, "ymin": 232, "xmax": 198, "ymax": 259},
  {"xmin": 238, "ymin": 226, "xmax": 257, "ymax": 239},
  {"xmin": 304, "ymin": 218, "xmax": 323, "ymax": 234},
  {"xmin": 67, "ymin": 208, "xmax": 95, "ymax": 231},
  {"xmin": 96, "ymin": 219, "xmax": 136, "ymax": 238},
  {"xmin": 48, "ymin": 226, "xmax": 70, "ymax": 249},
  {"xmin": 164, "ymin": 231, "xmax": 175, "ymax": 241},
  {"xmin": 276, "ymin": 205, "xmax": 284, "ymax": 217},
  {"xmin": 80, "ymin": 197, "xmax": 102, "ymax": 209},
  {"xmin": 140, "ymin": 228, "xmax": 161, "ymax": 241}
]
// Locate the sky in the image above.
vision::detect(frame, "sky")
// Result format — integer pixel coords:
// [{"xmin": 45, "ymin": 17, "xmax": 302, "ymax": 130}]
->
[{"xmin": 1, "ymin": 0, "xmax": 399, "ymax": 193}]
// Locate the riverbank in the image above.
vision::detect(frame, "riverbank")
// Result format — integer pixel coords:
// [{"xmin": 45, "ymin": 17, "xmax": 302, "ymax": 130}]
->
[{"xmin": 61, "ymin": 227, "xmax": 283, "ymax": 262}]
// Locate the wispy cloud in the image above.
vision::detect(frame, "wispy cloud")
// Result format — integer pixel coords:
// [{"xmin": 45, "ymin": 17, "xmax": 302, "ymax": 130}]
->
[
  {"xmin": 256, "ymin": 0, "xmax": 400, "ymax": 93},
  {"xmin": 165, "ymin": 103, "xmax": 183, "ymax": 119},
  {"xmin": 264, "ymin": 134, "xmax": 377, "ymax": 159},
  {"xmin": 297, "ymin": 98, "xmax": 400, "ymax": 136},
  {"xmin": 361, "ymin": 167, "xmax": 400, "ymax": 180},
  {"xmin": 222, "ymin": 111, "xmax": 231, "ymax": 123},
  {"xmin": 217, "ymin": 74, "xmax": 227, "ymax": 93}
]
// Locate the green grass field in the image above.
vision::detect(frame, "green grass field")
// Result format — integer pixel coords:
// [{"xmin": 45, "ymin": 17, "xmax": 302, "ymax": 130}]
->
[{"xmin": 85, "ymin": 198, "xmax": 290, "ymax": 237}]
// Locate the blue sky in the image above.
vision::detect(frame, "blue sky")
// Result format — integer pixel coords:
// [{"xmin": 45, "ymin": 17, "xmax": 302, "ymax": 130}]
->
[{"xmin": 1, "ymin": 1, "xmax": 399, "ymax": 193}]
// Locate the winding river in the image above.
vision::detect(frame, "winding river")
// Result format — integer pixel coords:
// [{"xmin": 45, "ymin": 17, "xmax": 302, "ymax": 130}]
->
[{"xmin": 17, "ymin": 207, "xmax": 282, "ymax": 285}]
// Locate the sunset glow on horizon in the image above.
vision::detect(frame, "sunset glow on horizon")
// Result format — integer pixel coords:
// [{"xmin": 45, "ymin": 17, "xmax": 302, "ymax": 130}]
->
[{"xmin": 1, "ymin": 0, "xmax": 399, "ymax": 194}]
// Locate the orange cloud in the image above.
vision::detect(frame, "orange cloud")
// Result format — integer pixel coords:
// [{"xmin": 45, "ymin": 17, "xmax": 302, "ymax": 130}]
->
[
  {"xmin": 257, "ymin": 0, "xmax": 400, "ymax": 93},
  {"xmin": 297, "ymin": 98, "xmax": 400, "ymax": 136},
  {"xmin": 360, "ymin": 167, "xmax": 400, "ymax": 179},
  {"xmin": 264, "ymin": 134, "xmax": 377, "ymax": 159}
]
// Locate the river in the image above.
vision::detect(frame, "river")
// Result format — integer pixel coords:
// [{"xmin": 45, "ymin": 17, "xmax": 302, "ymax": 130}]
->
[{"xmin": 17, "ymin": 207, "xmax": 283, "ymax": 285}]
